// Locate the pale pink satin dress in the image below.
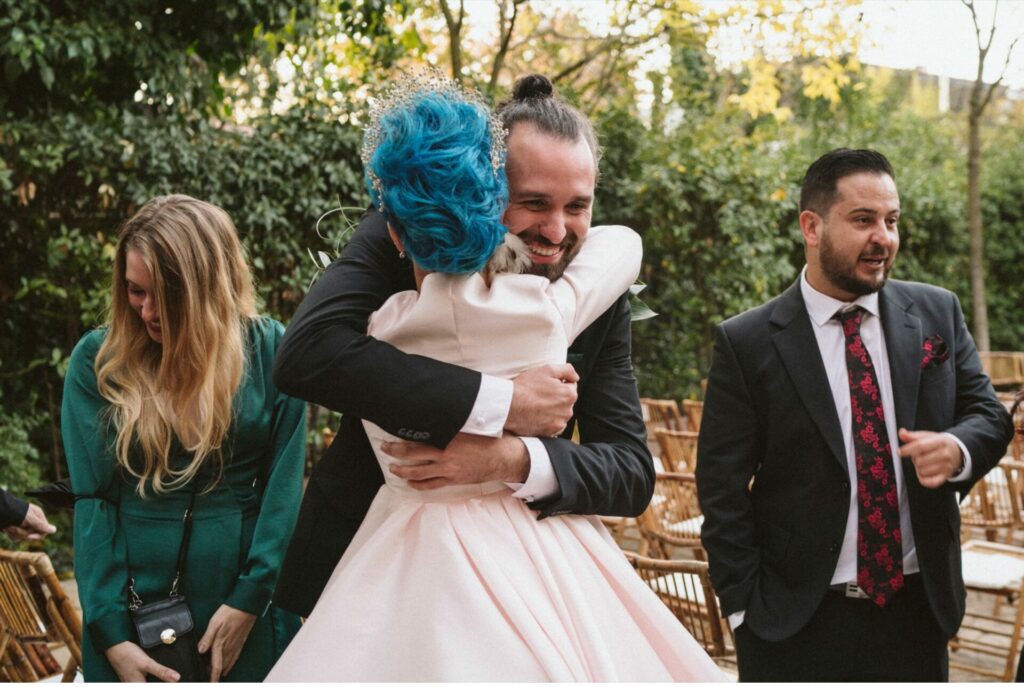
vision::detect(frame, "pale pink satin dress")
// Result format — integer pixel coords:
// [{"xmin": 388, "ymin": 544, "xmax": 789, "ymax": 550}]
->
[{"xmin": 267, "ymin": 226, "xmax": 725, "ymax": 682}]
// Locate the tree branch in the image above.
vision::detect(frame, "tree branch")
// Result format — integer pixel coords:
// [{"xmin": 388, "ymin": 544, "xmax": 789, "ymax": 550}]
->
[
  {"xmin": 487, "ymin": 0, "xmax": 523, "ymax": 96},
  {"xmin": 550, "ymin": 32, "xmax": 651, "ymax": 84},
  {"xmin": 438, "ymin": 0, "xmax": 465, "ymax": 81},
  {"xmin": 980, "ymin": 30, "xmax": 1021, "ymax": 112}
]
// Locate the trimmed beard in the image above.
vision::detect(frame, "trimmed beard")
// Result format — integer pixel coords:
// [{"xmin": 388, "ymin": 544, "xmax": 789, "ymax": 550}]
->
[
  {"xmin": 819, "ymin": 230, "xmax": 892, "ymax": 297},
  {"xmin": 525, "ymin": 232, "xmax": 583, "ymax": 281}
]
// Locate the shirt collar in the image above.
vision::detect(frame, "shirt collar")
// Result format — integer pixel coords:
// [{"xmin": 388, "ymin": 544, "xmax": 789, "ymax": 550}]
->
[{"xmin": 800, "ymin": 265, "xmax": 880, "ymax": 328}]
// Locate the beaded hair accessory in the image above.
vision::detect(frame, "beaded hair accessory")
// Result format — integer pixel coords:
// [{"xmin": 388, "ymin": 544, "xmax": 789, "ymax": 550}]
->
[{"xmin": 360, "ymin": 69, "xmax": 507, "ymax": 213}]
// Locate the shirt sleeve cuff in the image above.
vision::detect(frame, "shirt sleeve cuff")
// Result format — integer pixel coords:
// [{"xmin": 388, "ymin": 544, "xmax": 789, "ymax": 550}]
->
[
  {"xmin": 728, "ymin": 610, "xmax": 745, "ymax": 630},
  {"xmin": 87, "ymin": 610, "xmax": 136, "ymax": 654},
  {"xmin": 460, "ymin": 375, "xmax": 512, "ymax": 438},
  {"xmin": 224, "ymin": 578, "xmax": 272, "ymax": 617},
  {"xmin": 943, "ymin": 432, "xmax": 973, "ymax": 482},
  {"xmin": 507, "ymin": 437, "xmax": 559, "ymax": 503}
]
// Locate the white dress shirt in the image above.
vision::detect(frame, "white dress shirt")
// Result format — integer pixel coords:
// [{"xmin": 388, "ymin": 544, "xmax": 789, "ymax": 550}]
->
[
  {"xmin": 730, "ymin": 268, "xmax": 971, "ymax": 629},
  {"xmin": 464, "ymin": 376, "xmax": 559, "ymax": 501}
]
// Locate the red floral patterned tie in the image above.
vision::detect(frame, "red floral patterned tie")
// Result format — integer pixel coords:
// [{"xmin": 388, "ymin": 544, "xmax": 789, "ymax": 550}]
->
[{"xmin": 837, "ymin": 307, "xmax": 903, "ymax": 606}]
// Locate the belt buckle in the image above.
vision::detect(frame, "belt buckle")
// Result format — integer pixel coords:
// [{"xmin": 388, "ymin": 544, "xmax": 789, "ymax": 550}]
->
[{"xmin": 844, "ymin": 582, "xmax": 869, "ymax": 599}]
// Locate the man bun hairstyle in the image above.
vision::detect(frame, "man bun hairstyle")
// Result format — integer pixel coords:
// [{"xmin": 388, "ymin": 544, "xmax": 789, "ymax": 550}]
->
[
  {"xmin": 800, "ymin": 148, "xmax": 896, "ymax": 216},
  {"xmin": 497, "ymin": 74, "xmax": 601, "ymax": 170},
  {"xmin": 366, "ymin": 88, "xmax": 508, "ymax": 274},
  {"xmin": 512, "ymin": 74, "xmax": 554, "ymax": 99}
]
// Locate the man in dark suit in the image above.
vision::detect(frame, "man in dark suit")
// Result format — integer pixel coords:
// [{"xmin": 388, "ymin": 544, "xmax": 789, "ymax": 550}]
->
[
  {"xmin": 273, "ymin": 74, "xmax": 653, "ymax": 618},
  {"xmin": 1, "ymin": 488, "xmax": 56, "ymax": 541},
  {"xmin": 696, "ymin": 148, "xmax": 1014, "ymax": 681}
]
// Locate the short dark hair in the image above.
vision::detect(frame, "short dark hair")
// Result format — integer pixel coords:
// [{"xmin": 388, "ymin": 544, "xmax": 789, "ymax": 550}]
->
[
  {"xmin": 800, "ymin": 148, "xmax": 895, "ymax": 215},
  {"xmin": 495, "ymin": 74, "xmax": 601, "ymax": 170}
]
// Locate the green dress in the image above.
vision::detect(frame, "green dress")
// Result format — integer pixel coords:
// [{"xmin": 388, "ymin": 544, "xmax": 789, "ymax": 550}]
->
[{"xmin": 63, "ymin": 317, "xmax": 306, "ymax": 682}]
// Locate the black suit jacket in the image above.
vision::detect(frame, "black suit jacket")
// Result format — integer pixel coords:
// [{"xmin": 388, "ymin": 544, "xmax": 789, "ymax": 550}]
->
[
  {"xmin": 0, "ymin": 488, "xmax": 29, "ymax": 529},
  {"xmin": 273, "ymin": 210, "xmax": 653, "ymax": 617},
  {"xmin": 696, "ymin": 279, "xmax": 1013, "ymax": 642}
]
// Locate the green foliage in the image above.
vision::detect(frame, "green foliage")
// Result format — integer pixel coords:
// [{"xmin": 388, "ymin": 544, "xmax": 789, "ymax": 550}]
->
[
  {"xmin": 0, "ymin": 400, "xmax": 72, "ymax": 571},
  {"xmin": 0, "ymin": 0, "xmax": 309, "ymax": 115},
  {"xmin": 982, "ymin": 123, "xmax": 1024, "ymax": 351},
  {"xmin": 596, "ymin": 108, "xmax": 800, "ymax": 399}
]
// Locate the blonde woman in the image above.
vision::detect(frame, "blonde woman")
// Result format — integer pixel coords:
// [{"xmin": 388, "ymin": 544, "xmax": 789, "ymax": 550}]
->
[{"xmin": 62, "ymin": 195, "xmax": 305, "ymax": 682}]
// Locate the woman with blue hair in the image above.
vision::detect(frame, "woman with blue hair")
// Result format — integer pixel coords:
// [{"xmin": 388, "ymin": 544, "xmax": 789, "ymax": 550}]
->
[{"xmin": 268, "ymin": 74, "xmax": 722, "ymax": 681}]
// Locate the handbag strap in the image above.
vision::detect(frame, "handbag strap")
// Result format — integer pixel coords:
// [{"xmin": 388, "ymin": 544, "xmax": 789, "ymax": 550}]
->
[
  {"xmin": 168, "ymin": 487, "xmax": 198, "ymax": 597},
  {"xmin": 128, "ymin": 485, "xmax": 198, "ymax": 609}
]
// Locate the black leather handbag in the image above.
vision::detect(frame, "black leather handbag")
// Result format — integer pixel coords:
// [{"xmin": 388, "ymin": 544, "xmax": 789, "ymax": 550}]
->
[{"xmin": 127, "ymin": 489, "xmax": 208, "ymax": 682}]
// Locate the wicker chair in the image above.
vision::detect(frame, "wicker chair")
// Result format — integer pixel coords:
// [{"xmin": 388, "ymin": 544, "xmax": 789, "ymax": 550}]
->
[
  {"xmin": 681, "ymin": 399, "xmax": 704, "ymax": 432},
  {"xmin": 638, "ymin": 472, "xmax": 704, "ymax": 559},
  {"xmin": 0, "ymin": 550, "xmax": 82, "ymax": 682},
  {"xmin": 960, "ymin": 461, "xmax": 1024, "ymax": 545},
  {"xmin": 654, "ymin": 429, "xmax": 699, "ymax": 473},
  {"xmin": 640, "ymin": 398, "xmax": 687, "ymax": 433},
  {"xmin": 625, "ymin": 552, "xmax": 735, "ymax": 668},
  {"xmin": 951, "ymin": 540, "xmax": 1024, "ymax": 681}
]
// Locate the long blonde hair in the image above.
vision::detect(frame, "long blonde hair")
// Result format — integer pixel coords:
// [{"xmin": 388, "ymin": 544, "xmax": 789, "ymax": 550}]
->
[{"xmin": 96, "ymin": 195, "xmax": 258, "ymax": 494}]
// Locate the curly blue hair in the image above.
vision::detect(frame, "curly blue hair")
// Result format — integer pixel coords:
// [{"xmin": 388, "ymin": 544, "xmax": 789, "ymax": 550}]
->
[{"xmin": 366, "ymin": 90, "xmax": 508, "ymax": 274}]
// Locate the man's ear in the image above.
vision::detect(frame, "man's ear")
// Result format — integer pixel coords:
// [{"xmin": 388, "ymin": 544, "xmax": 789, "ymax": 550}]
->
[
  {"xmin": 799, "ymin": 210, "xmax": 822, "ymax": 248},
  {"xmin": 386, "ymin": 223, "xmax": 404, "ymax": 254}
]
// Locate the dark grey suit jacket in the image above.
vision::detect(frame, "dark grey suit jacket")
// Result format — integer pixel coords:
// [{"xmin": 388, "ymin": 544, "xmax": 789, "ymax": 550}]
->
[
  {"xmin": 696, "ymin": 278, "xmax": 1013, "ymax": 642},
  {"xmin": 272, "ymin": 210, "xmax": 654, "ymax": 617},
  {"xmin": 0, "ymin": 488, "xmax": 29, "ymax": 529}
]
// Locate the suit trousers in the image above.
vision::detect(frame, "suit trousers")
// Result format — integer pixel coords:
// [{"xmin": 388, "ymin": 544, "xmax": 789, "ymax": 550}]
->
[{"xmin": 734, "ymin": 574, "xmax": 948, "ymax": 682}]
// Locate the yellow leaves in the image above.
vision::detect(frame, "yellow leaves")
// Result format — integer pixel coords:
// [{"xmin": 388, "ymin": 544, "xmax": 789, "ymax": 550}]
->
[
  {"xmin": 801, "ymin": 58, "xmax": 851, "ymax": 106},
  {"xmin": 674, "ymin": 163, "xmax": 687, "ymax": 174},
  {"xmin": 728, "ymin": 56, "xmax": 790, "ymax": 121},
  {"xmin": 16, "ymin": 180, "xmax": 36, "ymax": 206},
  {"xmin": 770, "ymin": 187, "xmax": 788, "ymax": 202}
]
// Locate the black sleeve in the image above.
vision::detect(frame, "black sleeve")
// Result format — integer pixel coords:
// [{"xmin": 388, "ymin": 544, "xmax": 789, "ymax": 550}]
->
[
  {"xmin": 0, "ymin": 488, "xmax": 30, "ymax": 529},
  {"xmin": 532, "ymin": 294, "xmax": 656, "ymax": 518},
  {"xmin": 943, "ymin": 291, "xmax": 1015, "ymax": 493},
  {"xmin": 273, "ymin": 209, "xmax": 481, "ymax": 448},
  {"xmin": 694, "ymin": 322, "xmax": 762, "ymax": 616}
]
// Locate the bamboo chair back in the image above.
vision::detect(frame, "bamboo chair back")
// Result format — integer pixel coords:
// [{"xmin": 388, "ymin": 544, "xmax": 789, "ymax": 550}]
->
[
  {"xmin": 654, "ymin": 429, "xmax": 699, "ymax": 473},
  {"xmin": 960, "ymin": 462, "xmax": 1024, "ymax": 544},
  {"xmin": 625, "ymin": 553, "xmax": 734, "ymax": 663},
  {"xmin": 638, "ymin": 472, "xmax": 704, "ymax": 559},
  {"xmin": 0, "ymin": 550, "xmax": 82, "ymax": 682},
  {"xmin": 980, "ymin": 352, "xmax": 1024, "ymax": 388},
  {"xmin": 681, "ymin": 399, "xmax": 704, "ymax": 432},
  {"xmin": 640, "ymin": 398, "xmax": 686, "ymax": 433}
]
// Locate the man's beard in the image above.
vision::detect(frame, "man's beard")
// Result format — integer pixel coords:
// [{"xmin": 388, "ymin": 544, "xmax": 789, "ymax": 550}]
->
[
  {"xmin": 819, "ymin": 231, "xmax": 892, "ymax": 297},
  {"xmin": 524, "ymin": 232, "xmax": 583, "ymax": 281}
]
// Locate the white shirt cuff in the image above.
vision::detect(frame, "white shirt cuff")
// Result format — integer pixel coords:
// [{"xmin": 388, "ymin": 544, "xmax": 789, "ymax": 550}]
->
[
  {"xmin": 943, "ymin": 432, "xmax": 973, "ymax": 482},
  {"xmin": 461, "ymin": 375, "xmax": 512, "ymax": 438},
  {"xmin": 507, "ymin": 437, "xmax": 558, "ymax": 502},
  {"xmin": 728, "ymin": 610, "xmax": 745, "ymax": 630}
]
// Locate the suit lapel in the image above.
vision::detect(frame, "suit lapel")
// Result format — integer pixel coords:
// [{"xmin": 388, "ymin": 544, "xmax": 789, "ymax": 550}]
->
[
  {"xmin": 880, "ymin": 284, "xmax": 922, "ymax": 432},
  {"xmin": 770, "ymin": 282, "xmax": 847, "ymax": 471}
]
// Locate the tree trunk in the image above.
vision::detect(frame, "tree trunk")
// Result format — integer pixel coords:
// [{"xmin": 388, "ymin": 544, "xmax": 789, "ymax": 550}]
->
[
  {"xmin": 966, "ymin": 107, "xmax": 990, "ymax": 351},
  {"xmin": 439, "ymin": 0, "xmax": 464, "ymax": 82}
]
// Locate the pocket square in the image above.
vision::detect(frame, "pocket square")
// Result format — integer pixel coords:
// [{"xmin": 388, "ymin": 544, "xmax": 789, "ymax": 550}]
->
[{"xmin": 921, "ymin": 334, "xmax": 949, "ymax": 369}]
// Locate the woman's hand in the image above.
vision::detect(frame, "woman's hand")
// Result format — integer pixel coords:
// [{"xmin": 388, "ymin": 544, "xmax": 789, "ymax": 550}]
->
[
  {"xmin": 104, "ymin": 641, "xmax": 180, "ymax": 682},
  {"xmin": 198, "ymin": 604, "xmax": 257, "ymax": 681}
]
